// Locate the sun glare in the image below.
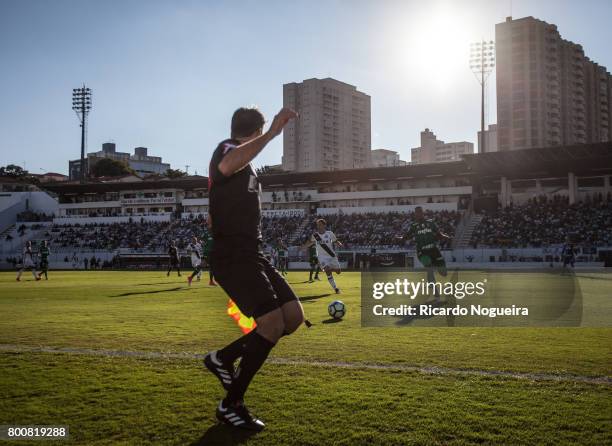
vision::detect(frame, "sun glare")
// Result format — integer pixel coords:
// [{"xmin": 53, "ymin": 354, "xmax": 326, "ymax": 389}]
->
[{"xmin": 397, "ymin": 7, "xmax": 472, "ymax": 91}]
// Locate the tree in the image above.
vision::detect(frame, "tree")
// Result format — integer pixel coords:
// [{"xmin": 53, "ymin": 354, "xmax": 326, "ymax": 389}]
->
[
  {"xmin": 256, "ymin": 165, "xmax": 283, "ymax": 175},
  {"xmin": 165, "ymin": 168, "xmax": 187, "ymax": 178},
  {"xmin": 90, "ymin": 158, "xmax": 135, "ymax": 178},
  {"xmin": 0, "ymin": 164, "xmax": 28, "ymax": 177}
]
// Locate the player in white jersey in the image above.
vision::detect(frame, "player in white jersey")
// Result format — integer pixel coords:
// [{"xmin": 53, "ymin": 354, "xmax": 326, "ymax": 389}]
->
[
  {"xmin": 301, "ymin": 219, "xmax": 343, "ymax": 294},
  {"xmin": 187, "ymin": 236, "xmax": 203, "ymax": 286},
  {"xmin": 16, "ymin": 240, "xmax": 40, "ymax": 281}
]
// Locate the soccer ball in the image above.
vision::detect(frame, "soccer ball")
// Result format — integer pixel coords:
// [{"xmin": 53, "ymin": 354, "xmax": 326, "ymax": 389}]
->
[{"xmin": 328, "ymin": 300, "xmax": 346, "ymax": 319}]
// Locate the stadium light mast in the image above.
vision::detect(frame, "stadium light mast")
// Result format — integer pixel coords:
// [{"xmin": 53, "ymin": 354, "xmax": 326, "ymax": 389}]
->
[
  {"xmin": 470, "ymin": 40, "xmax": 495, "ymax": 153},
  {"xmin": 72, "ymin": 84, "xmax": 92, "ymax": 182}
]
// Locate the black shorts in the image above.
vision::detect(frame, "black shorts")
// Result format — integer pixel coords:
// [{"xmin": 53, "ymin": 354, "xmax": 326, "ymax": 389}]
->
[
  {"xmin": 418, "ymin": 247, "xmax": 446, "ymax": 268},
  {"xmin": 169, "ymin": 258, "xmax": 179, "ymax": 266},
  {"xmin": 309, "ymin": 257, "xmax": 319, "ymax": 267},
  {"xmin": 212, "ymin": 240, "xmax": 298, "ymax": 319}
]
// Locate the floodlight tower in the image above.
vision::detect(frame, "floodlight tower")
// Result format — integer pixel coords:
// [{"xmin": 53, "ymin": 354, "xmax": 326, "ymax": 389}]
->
[
  {"xmin": 72, "ymin": 85, "xmax": 92, "ymax": 182},
  {"xmin": 470, "ymin": 40, "xmax": 495, "ymax": 153}
]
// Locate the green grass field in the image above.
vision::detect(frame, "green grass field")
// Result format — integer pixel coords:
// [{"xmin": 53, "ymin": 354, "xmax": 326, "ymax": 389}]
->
[{"xmin": 1, "ymin": 271, "xmax": 611, "ymax": 445}]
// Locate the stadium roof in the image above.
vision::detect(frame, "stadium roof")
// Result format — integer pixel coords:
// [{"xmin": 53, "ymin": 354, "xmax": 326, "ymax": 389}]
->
[
  {"xmin": 43, "ymin": 175, "xmax": 209, "ymax": 194},
  {"xmin": 259, "ymin": 161, "xmax": 471, "ymax": 188},
  {"xmin": 462, "ymin": 142, "xmax": 612, "ymax": 179}
]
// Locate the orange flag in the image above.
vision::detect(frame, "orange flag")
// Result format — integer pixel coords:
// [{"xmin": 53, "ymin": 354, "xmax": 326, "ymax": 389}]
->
[{"xmin": 227, "ymin": 299, "xmax": 257, "ymax": 334}]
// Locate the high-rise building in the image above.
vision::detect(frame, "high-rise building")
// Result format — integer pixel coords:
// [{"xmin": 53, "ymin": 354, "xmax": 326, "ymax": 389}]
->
[
  {"xmin": 282, "ymin": 78, "xmax": 371, "ymax": 172},
  {"xmin": 478, "ymin": 124, "xmax": 499, "ymax": 153},
  {"xmin": 496, "ymin": 16, "xmax": 612, "ymax": 151},
  {"xmin": 411, "ymin": 129, "xmax": 473, "ymax": 164},
  {"xmin": 369, "ymin": 149, "xmax": 407, "ymax": 167}
]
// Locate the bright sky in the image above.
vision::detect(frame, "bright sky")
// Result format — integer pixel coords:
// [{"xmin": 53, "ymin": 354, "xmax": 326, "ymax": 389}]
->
[{"xmin": 1, "ymin": 0, "xmax": 611, "ymax": 176}]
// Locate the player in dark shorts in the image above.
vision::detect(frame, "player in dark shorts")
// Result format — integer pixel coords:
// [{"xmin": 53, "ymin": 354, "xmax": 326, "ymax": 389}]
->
[
  {"xmin": 166, "ymin": 240, "xmax": 181, "ymax": 276},
  {"xmin": 37, "ymin": 240, "xmax": 50, "ymax": 280},
  {"xmin": 308, "ymin": 244, "xmax": 320, "ymax": 282},
  {"xmin": 202, "ymin": 231, "xmax": 217, "ymax": 286},
  {"xmin": 561, "ymin": 240, "xmax": 576, "ymax": 269},
  {"xmin": 203, "ymin": 107, "xmax": 304, "ymax": 431},
  {"xmin": 400, "ymin": 206, "xmax": 450, "ymax": 303}
]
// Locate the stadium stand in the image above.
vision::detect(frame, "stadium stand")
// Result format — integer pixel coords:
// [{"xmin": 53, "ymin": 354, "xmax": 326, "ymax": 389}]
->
[
  {"xmin": 470, "ymin": 195, "xmax": 612, "ymax": 248},
  {"xmin": 296, "ymin": 210, "xmax": 461, "ymax": 249},
  {"xmin": 38, "ymin": 210, "xmax": 460, "ymax": 252}
]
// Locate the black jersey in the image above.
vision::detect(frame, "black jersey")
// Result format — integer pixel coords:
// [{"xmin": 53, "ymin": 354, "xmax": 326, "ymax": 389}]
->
[
  {"xmin": 168, "ymin": 246, "xmax": 179, "ymax": 260},
  {"xmin": 562, "ymin": 244, "xmax": 575, "ymax": 258},
  {"xmin": 209, "ymin": 138, "xmax": 262, "ymax": 242}
]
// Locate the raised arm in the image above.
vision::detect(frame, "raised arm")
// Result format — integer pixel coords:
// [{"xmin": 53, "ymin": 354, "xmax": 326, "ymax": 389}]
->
[{"xmin": 218, "ymin": 108, "xmax": 298, "ymax": 177}]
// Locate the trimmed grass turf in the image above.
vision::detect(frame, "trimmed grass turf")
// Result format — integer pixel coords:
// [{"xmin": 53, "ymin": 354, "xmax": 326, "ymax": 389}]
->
[
  {"xmin": 1, "ymin": 353, "xmax": 610, "ymax": 446},
  {"xmin": 0, "ymin": 271, "xmax": 611, "ymax": 445}
]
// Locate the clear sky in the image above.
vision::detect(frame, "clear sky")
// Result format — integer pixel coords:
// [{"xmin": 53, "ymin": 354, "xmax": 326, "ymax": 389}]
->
[{"xmin": 1, "ymin": 0, "xmax": 611, "ymax": 176}]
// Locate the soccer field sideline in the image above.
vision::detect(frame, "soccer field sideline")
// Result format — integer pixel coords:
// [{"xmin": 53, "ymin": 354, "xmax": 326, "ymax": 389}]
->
[{"xmin": 1, "ymin": 343, "xmax": 610, "ymax": 386}]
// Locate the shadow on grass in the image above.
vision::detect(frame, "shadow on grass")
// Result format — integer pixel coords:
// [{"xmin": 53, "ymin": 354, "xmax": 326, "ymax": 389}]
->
[
  {"xmin": 190, "ymin": 423, "xmax": 258, "ymax": 445},
  {"xmin": 288, "ymin": 278, "xmax": 323, "ymax": 284},
  {"xmin": 299, "ymin": 293, "xmax": 331, "ymax": 303},
  {"xmin": 134, "ymin": 281, "xmax": 184, "ymax": 286},
  {"xmin": 111, "ymin": 287, "xmax": 185, "ymax": 297},
  {"xmin": 322, "ymin": 318, "xmax": 343, "ymax": 324}
]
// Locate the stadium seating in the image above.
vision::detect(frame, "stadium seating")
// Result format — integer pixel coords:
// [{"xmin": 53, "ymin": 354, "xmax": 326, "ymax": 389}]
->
[
  {"xmin": 45, "ymin": 215, "xmax": 306, "ymax": 252},
  {"xmin": 40, "ymin": 210, "xmax": 461, "ymax": 252},
  {"xmin": 470, "ymin": 196, "xmax": 612, "ymax": 248},
  {"xmin": 295, "ymin": 210, "xmax": 461, "ymax": 248}
]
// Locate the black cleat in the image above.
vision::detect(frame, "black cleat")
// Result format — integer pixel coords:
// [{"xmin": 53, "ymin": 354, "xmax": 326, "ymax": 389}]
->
[
  {"xmin": 204, "ymin": 351, "xmax": 234, "ymax": 391},
  {"xmin": 216, "ymin": 401, "xmax": 265, "ymax": 431},
  {"xmin": 335, "ymin": 288, "xmax": 341, "ymax": 294}
]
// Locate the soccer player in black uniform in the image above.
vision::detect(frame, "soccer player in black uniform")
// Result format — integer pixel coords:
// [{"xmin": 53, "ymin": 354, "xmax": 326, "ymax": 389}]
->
[
  {"xmin": 561, "ymin": 239, "xmax": 576, "ymax": 269},
  {"xmin": 167, "ymin": 240, "xmax": 181, "ymax": 277},
  {"xmin": 203, "ymin": 107, "xmax": 304, "ymax": 431}
]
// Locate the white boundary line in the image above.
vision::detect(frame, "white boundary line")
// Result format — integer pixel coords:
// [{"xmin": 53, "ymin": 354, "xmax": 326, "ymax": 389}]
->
[{"xmin": 0, "ymin": 344, "xmax": 610, "ymax": 386}]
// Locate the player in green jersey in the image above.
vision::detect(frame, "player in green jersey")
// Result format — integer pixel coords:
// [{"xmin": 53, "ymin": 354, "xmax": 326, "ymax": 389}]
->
[
  {"xmin": 401, "ymin": 206, "xmax": 450, "ymax": 302},
  {"xmin": 276, "ymin": 239, "xmax": 288, "ymax": 276},
  {"xmin": 202, "ymin": 232, "xmax": 217, "ymax": 286},
  {"xmin": 37, "ymin": 240, "xmax": 50, "ymax": 280},
  {"xmin": 308, "ymin": 244, "xmax": 320, "ymax": 282}
]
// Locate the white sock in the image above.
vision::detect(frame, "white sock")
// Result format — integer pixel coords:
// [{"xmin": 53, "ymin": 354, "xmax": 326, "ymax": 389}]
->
[
  {"xmin": 31, "ymin": 270, "xmax": 37, "ymax": 278},
  {"xmin": 327, "ymin": 275, "xmax": 337, "ymax": 290}
]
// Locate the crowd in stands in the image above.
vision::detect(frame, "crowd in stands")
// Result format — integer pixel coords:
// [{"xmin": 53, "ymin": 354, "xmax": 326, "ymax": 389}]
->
[
  {"xmin": 470, "ymin": 195, "xmax": 612, "ymax": 248},
  {"xmin": 32, "ymin": 210, "xmax": 461, "ymax": 253},
  {"xmin": 261, "ymin": 215, "xmax": 302, "ymax": 243},
  {"xmin": 49, "ymin": 220, "xmax": 177, "ymax": 251},
  {"xmin": 297, "ymin": 210, "xmax": 461, "ymax": 248}
]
